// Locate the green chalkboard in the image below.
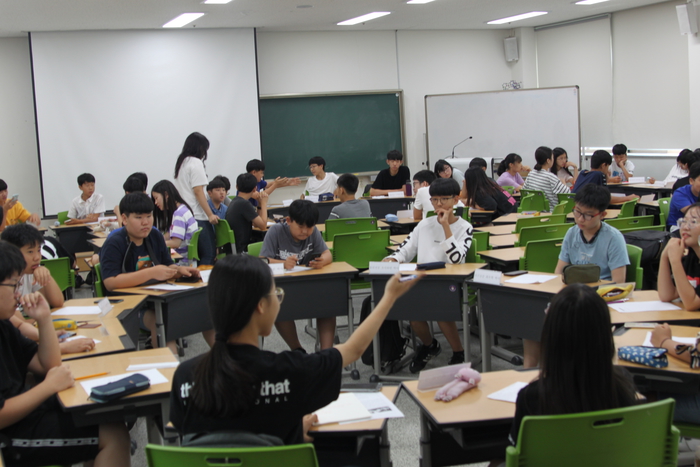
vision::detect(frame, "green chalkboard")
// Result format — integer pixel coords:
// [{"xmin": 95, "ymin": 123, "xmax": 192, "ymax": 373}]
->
[{"xmin": 259, "ymin": 92, "xmax": 404, "ymax": 179}]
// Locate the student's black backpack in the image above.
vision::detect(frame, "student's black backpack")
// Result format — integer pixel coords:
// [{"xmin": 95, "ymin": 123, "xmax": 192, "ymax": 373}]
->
[
  {"xmin": 359, "ymin": 296, "xmax": 408, "ymax": 373},
  {"xmin": 623, "ymin": 229, "xmax": 671, "ymax": 290}
]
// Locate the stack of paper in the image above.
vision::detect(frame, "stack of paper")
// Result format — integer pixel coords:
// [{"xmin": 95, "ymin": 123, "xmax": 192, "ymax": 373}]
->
[{"xmin": 313, "ymin": 393, "xmax": 372, "ymax": 425}]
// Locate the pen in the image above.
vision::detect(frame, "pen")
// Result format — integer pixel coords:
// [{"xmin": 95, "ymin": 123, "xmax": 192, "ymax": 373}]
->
[
  {"xmin": 607, "ymin": 298, "xmax": 630, "ymax": 304},
  {"xmin": 75, "ymin": 372, "xmax": 109, "ymax": 381}
]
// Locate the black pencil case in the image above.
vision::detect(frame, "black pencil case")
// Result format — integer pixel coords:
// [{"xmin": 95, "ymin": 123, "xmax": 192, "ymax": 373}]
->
[
  {"xmin": 89, "ymin": 373, "xmax": 151, "ymax": 403},
  {"xmin": 416, "ymin": 261, "xmax": 446, "ymax": 270}
]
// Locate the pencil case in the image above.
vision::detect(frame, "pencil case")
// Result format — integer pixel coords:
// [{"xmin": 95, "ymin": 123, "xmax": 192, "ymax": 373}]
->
[
  {"xmin": 617, "ymin": 346, "xmax": 668, "ymax": 368},
  {"xmin": 53, "ymin": 318, "xmax": 77, "ymax": 330},
  {"xmin": 562, "ymin": 264, "xmax": 600, "ymax": 284},
  {"xmin": 89, "ymin": 373, "xmax": 151, "ymax": 403},
  {"xmin": 417, "ymin": 261, "xmax": 446, "ymax": 270}
]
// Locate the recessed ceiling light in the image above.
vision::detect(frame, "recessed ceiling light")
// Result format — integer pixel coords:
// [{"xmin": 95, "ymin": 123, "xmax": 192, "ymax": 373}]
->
[
  {"xmin": 163, "ymin": 13, "xmax": 205, "ymax": 28},
  {"xmin": 487, "ymin": 11, "xmax": 548, "ymax": 25},
  {"xmin": 407, "ymin": 0, "xmax": 436, "ymax": 4},
  {"xmin": 338, "ymin": 12, "xmax": 391, "ymax": 26},
  {"xmin": 575, "ymin": 0, "xmax": 609, "ymax": 4},
  {"xmin": 203, "ymin": 0, "xmax": 233, "ymax": 4}
]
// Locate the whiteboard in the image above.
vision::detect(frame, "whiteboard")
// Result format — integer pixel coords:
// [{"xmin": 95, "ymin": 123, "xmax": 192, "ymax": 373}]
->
[{"xmin": 425, "ymin": 87, "xmax": 581, "ymax": 171}]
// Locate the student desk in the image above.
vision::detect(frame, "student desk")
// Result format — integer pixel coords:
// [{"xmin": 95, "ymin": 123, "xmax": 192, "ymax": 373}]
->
[
  {"xmin": 488, "ymin": 234, "xmax": 519, "ymax": 249},
  {"xmin": 49, "ymin": 224, "xmax": 93, "ymax": 255},
  {"xmin": 57, "ymin": 348, "xmax": 178, "ymax": 443},
  {"xmin": 478, "ymin": 247, "xmax": 525, "ymax": 270},
  {"xmin": 608, "ymin": 290, "xmax": 700, "ymax": 325},
  {"xmin": 362, "ymin": 263, "xmax": 485, "ymax": 380},
  {"xmin": 88, "ymin": 237, "xmax": 106, "ymax": 252},
  {"xmin": 267, "ymin": 197, "xmax": 414, "ymax": 223},
  {"xmin": 402, "ymin": 369, "xmax": 536, "ymax": 467},
  {"xmin": 312, "ymin": 386, "xmax": 399, "ymax": 467},
  {"xmin": 474, "ymin": 224, "xmax": 516, "ymax": 236},
  {"xmin": 490, "ymin": 210, "xmax": 621, "ymax": 226},
  {"xmin": 607, "ymin": 182, "xmax": 673, "ymax": 199}
]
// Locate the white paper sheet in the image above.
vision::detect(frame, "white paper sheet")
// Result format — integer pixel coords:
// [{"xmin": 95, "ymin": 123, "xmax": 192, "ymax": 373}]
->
[
  {"xmin": 199, "ymin": 269, "xmax": 212, "ymax": 283},
  {"xmin": 628, "ymin": 177, "xmax": 646, "ymax": 184},
  {"xmin": 353, "ymin": 392, "xmax": 404, "ymax": 420},
  {"xmin": 505, "ymin": 274, "xmax": 557, "ymax": 284},
  {"xmin": 126, "ymin": 362, "xmax": 180, "ymax": 371},
  {"xmin": 79, "ymin": 368, "xmax": 168, "ymax": 394},
  {"xmin": 65, "ymin": 336, "xmax": 101, "ymax": 344},
  {"xmin": 642, "ymin": 332, "xmax": 696, "ymax": 348},
  {"xmin": 143, "ymin": 283, "xmax": 194, "ymax": 291},
  {"xmin": 388, "ymin": 192, "xmax": 405, "ymax": 198},
  {"xmin": 285, "ymin": 266, "xmax": 312, "ymax": 274},
  {"xmin": 609, "ymin": 301, "xmax": 681, "ymax": 313},
  {"xmin": 487, "ymin": 382, "xmax": 528, "ymax": 403},
  {"xmin": 399, "ymin": 264, "xmax": 417, "ymax": 272},
  {"xmin": 52, "ymin": 306, "xmax": 103, "ymax": 316},
  {"xmin": 313, "ymin": 393, "xmax": 372, "ymax": 425}
]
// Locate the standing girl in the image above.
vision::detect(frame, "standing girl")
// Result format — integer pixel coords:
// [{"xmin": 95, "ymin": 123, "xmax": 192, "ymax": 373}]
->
[
  {"xmin": 521, "ymin": 146, "xmax": 570, "ymax": 211},
  {"xmin": 151, "ymin": 180, "xmax": 198, "ymax": 266}
]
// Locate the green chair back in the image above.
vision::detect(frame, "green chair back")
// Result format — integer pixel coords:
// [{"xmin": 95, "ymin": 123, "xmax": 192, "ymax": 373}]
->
[
  {"xmin": 515, "ymin": 223, "xmax": 573, "ymax": 248},
  {"xmin": 472, "ymin": 230, "xmax": 490, "ymax": 252},
  {"xmin": 506, "ymin": 399, "xmax": 679, "ymax": 467},
  {"xmin": 556, "ymin": 193, "xmax": 576, "ymax": 213},
  {"xmin": 501, "ymin": 185, "xmax": 515, "ymax": 195},
  {"xmin": 426, "ymin": 207, "xmax": 469, "ymax": 221},
  {"xmin": 57, "ymin": 211, "xmax": 69, "ymax": 225},
  {"xmin": 215, "ymin": 219, "xmax": 236, "ymax": 259},
  {"xmin": 465, "ymin": 236, "xmax": 484, "ymax": 263},
  {"xmin": 146, "ymin": 443, "xmax": 319, "ymax": 467},
  {"xmin": 40, "ymin": 257, "xmax": 75, "ymax": 297},
  {"xmin": 519, "ymin": 189, "xmax": 549, "ymax": 212},
  {"xmin": 187, "ymin": 228, "xmax": 202, "ymax": 266},
  {"xmin": 513, "ymin": 214, "xmax": 567, "ymax": 234},
  {"xmin": 324, "ymin": 217, "xmax": 378, "ymax": 242},
  {"xmin": 518, "ymin": 239, "xmax": 563, "ymax": 273},
  {"xmin": 605, "ymin": 215, "xmax": 654, "ymax": 231},
  {"xmin": 332, "ymin": 230, "xmax": 390, "ymax": 270},
  {"xmin": 517, "ymin": 195, "xmax": 535, "ymax": 213},
  {"xmin": 617, "ymin": 225, "xmax": 665, "ymax": 234},
  {"xmin": 626, "ymin": 244, "xmax": 643, "ymax": 290},
  {"xmin": 658, "ymin": 197, "xmax": 671, "ymax": 227},
  {"xmin": 618, "ymin": 198, "xmax": 639, "ymax": 218},
  {"xmin": 93, "ymin": 262, "xmax": 106, "ymax": 298},
  {"xmin": 551, "ymin": 202, "xmax": 567, "ymax": 215},
  {"xmin": 247, "ymin": 241, "xmax": 263, "ymax": 257}
]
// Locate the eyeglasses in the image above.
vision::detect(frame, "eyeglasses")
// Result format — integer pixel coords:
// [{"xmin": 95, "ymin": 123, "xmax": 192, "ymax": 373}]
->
[
  {"xmin": 269, "ymin": 287, "xmax": 285, "ymax": 304},
  {"xmin": 430, "ymin": 197, "xmax": 454, "ymax": 205},
  {"xmin": 0, "ymin": 280, "xmax": 21, "ymax": 293},
  {"xmin": 572, "ymin": 209, "xmax": 602, "ymax": 222},
  {"xmin": 678, "ymin": 218, "xmax": 700, "ymax": 228},
  {"xmin": 308, "ymin": 165, "xmax": 319, "ymax": 170}
]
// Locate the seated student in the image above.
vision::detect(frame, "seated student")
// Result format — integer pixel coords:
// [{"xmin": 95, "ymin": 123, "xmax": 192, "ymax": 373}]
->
[
  {"xmin": 170, "ymin": 254, "xmax": 420, "ymax": 444},
  {"xmin": 462, "ymin": 167, "xmax": 515, "ymax": 220},
  {"xmin": 0, "ymin": 241, "xmax": 130, "ymax": 467},
  {"xmin": 551, "ymin": 147, "xmax": 578, "ymax": 188},
  {"xmin": 370, "ymin": 150, "xmax": 410, "ymax": 197},
  {"xmin": 412, "ymin": 170, "xmax": 438, "ymax": 220},
  {"xmin": 151, "ymin": 180, "xmax": 198, "ymax": 266},
  {"xmin": 667, "ymin": 161, "xmax": 700, "ymax": 231},
  {"xmin": 260, "ymin": 200, "xmax": 333, "ymax": 351},
  {"xmin": 100, "ymin": 193, "xmax": 207, "ymax": 354},
  {"xmin": 672, "ymin": 150, "xmax": 700, "ymax": 192},
  {"xmin": 0, "ymin": 180, "xmax": 40, "ymax": 227},
  {"xmin": 509, "ymin": 284, "xmax": 637, "ymax": 445},
  {"xmin": 383, "ymin": 178, "xmax": 473, "ymax": 372},
  {"xmin": 572, "ymin": 150, "xmax": 638, "ymax": 203},
  {"xmin": 244, "ymin": 159, "xmax": 300, "ymax": 208},
  {"xmin": 496, "ymin": 153, "xmax": 529, "ymax": 191},
  {"xmin": 522, "ymin": 146, "xmax": 571, "ymax": 211},
  {"xmin": 609, "ymin": 143, "xmax": 634, "ymax": 183},
  {"xmin": 434, "ymin": 159, "xmax": 464, "ymax": 187},
  {"xmin": 303, "ymin": 156, "xmax": 339, "ymax": 197},
  {"xmin": 113, "ymin": 173, "xmax": 148, "ymax": 221},
  {"xmin": 66, "ymin": 173, "xmax": 105, "ymax": 225},
  {"xmin": 469, "ymin": 157, "xmax": 488, "ymax": 171},
  {"xmin": 665, "ymin": 149, "xmax": 693, "ymax": 185},
  {"xmin": 206, "ymin": 178, "xmax": 228, "ymax": 220},
  {"xmin": 225, "ymin": 173, "xmax": 269, "ymax": 253},
  {"xmin": 329, "ymin": 173, "xmax": 371, "ymax": 219},
  {"xmin": 213, "ymin": 175, "xmax": 232, "ymax": 207}
]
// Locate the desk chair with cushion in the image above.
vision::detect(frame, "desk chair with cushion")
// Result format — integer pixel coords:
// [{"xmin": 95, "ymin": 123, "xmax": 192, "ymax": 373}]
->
[
  {"xmin": 57, "ymin": 210, "xmax": 69, "ymax": 225},
  {"xmin": 618, "ymin": 198, "xmax": 639, "ymax": 218},
  {"xmin": 40, "ymin": 257, "xmax": 75, "ymax": 299},
  {"xmin": 514, "ymin": 223, "xmax": 573, "ymax": 248},
  {"xmin": 519, "ymin": 189, "xmax": 549, "ymax": 212},
  {"xmin": 513, "ymin": 214, "xmax": 567, "ymax": 234},
  {"xmin": 186, "ymin": 228, "xmax": 202, "ymax": 267},
  {"xmin": 626, "ymin": 244, "xmax": 644, "ymax": 289},
  {"xmin": 518, "ymin": 239, "xmax": 562, "ymax": 273},
  {"xmin": 604, "ymin": 215, "xmax": 655, "ymax": 231},
  {"xmin": 324, "ymin": 217, "xmax": 378, "ymax": 242},
  {"xmin": 658, "ymin": 197, "xmax": 671, "ymax": 227},
  {"xmin": 214, "ymin": 219, "xmax": 236, "ymax": 259},
  {"xmin": 146, "ymin": 443, "xmax": 319, "ymax": 467},
  {"xmin": 506, "ymin": 398, "xmax": 679, "ymax": 467}
]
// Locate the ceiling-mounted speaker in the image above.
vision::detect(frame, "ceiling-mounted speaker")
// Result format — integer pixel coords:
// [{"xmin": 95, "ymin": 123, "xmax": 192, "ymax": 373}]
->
[
  {"xmin": 504, "ymin": 37, "xmax": 518, "ymax": 62},
  {"xmin": 677, "ymin": 3, "xmax": 698, "ymax": 35}
]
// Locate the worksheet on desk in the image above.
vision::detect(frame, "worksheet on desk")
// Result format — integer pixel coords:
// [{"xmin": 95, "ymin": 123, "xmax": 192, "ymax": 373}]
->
[{"xmin": 608, "ymin": 301, "xmax": 681, "ymax": 313}]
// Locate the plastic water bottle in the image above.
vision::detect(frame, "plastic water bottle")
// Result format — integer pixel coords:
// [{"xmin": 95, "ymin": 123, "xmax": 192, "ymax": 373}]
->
[{"xmin": 405, "ymin": 180, "xmax": 412, "ymax": 197}]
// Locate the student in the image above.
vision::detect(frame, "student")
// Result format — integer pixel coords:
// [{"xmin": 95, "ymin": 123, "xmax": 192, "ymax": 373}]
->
[
  {"xmin": 169, "ymin": 254, "xmax": 421, "ymax": 444},
  {"xmin": 572, "ymin": 150, "xmax": 639, "ymax": 203},
  {"xmin": 174, "ymin": 132, "xmax": 218, "ymax": 265},
  {"xmin": 667, "ymin": 161, "xmax": 700, "ymax": 231},
  {"xmin": 100, "ymin": 193, "xmax": 208, "ymax": 353},
  {"xmin": 522, "ymin": 146, "xmax": 570, "ymax": 211},
  {"xmin": 609, "ymin": 144, "xmax": 634, "ymax": 183},
  {"xmin": 329, "ymin": 173, "xmax": 371, "ymax": 219},
  {"xmin": 66, "ymin": 173, "xmax": 105, "ymax": 224},
  {"xmin": 412, "ymin": 170, "xmax": 438, "ymax": 220},
  {"xmin": 462, "ymin": 167, "xmax": 515, "ymax": 220},
  {"xmin": 383, "ymin": 178, "xmax": 473, "ymax": 372},
  {"xmin": 469, "ymin": 158, "xmax": 488, "ymax": 171},
  {"xmin": 260, "ymin": 200, "xmax": 333, "ymax": 351},
  {"xmin": 206, "ymin": 178, "xmax": 228, "ymax": 220},
  {"xmin": 0, "ymin": 180, "xmax": 40, "ymax": 227},
  {"xmin": 509, "ymin": 283, "xmax": 637, "ymax": 445},
  {"xmin": 496, "ymin": 153, "xmax": 528, "ymax": 191},
  {"xmin": 0, "ymin": 241, "xmax": 131, "ymax": 467},
  {"xmin": 665, "ymin": 149, "xmax": 693, "ymax": 185},
  {"xmin": 213, "ymin": 175, "xmax": 232, "ymax": 207},
  {"xmin": 370, "ymin": 150, "xmax": 410, "ymax": 196},
  {"xmin": 151, "ymin": 180, "xmax": 198, "ymax": 266},
  {"xmin": 434, "ymin": 159, "xmax": 465, "ymax": 187},
  {"xmin": 672, "ymin": 150, "xmax": 700, "ymax": 192},
  {"xmin": 244, "ymin": 159, "xmax": 300, "ymax": 208},
  {"xmin": 304, "ymin": 156, "xmax": 339, "ymax": 197},
  {"xmin": 551, "ymin": 147, "xmax": 578, "ymax": 188},
  {"xmin": 113, "ymin": 173, "xmax": 149, "ymax": 221},
  {"xmin": 225, "ymin": 173, "xmax": 269, "ymax": 253}
]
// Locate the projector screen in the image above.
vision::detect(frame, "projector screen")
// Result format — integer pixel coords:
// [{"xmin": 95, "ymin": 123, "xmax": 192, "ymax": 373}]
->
[{"xmin": 30, "ymin": 28, "xmax": 260, "ymax": 216}]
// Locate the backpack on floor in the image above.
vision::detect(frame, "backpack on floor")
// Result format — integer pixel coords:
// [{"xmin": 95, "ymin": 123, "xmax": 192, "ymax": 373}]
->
[{"xmin": 360, "ymin": 296, "xmax": 408, "ymax": 368}]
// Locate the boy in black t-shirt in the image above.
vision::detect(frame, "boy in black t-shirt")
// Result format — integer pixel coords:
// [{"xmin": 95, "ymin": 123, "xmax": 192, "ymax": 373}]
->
[
  {"xmin": 370, "ymin": 150, "xmax": 411, "ymax": 196},
  {"xmin": 225, "ymin": 173, "xmax": 269, "ymax": 253}
]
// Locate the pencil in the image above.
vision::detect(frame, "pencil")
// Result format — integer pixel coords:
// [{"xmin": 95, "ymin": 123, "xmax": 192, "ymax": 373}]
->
[{"xmin": 75, "ymin": 372, "xmax": 109, "ymax": 381}]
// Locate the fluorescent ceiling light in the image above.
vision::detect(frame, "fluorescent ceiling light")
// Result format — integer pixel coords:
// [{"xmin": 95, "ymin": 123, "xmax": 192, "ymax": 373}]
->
[
  {"xmin": 163, "ymin": 13, "xmax": 205, "ymax": 28},
  {"xmin": 487, "ymin": 11, "xmax": 547, "ymax": 25},
  {"xmin": 338, "ymin": 12, "xmax": 391, "ymax": 26},
  {"xmin": 575, "ymin": 0, "xmax": 609, "ymax": 4},
  {"xmin": 204, "ymin": 0, "xmax": 233, "ymax": 3},
  {"xmin": 407, "ymin": 0, "xmax": 436, "ymax": 4}
]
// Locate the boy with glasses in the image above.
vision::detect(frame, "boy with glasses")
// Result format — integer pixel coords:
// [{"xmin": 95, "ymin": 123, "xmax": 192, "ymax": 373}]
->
[
  {"xmin": 383, "ymin": 178, "xmax": 473, "ymax": 372},
  {"xmin": 304, "ymin": 157, "xmax": 338, "ymax": 197}
]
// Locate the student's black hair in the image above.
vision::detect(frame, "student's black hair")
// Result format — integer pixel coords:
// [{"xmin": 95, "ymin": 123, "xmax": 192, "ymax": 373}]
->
[
  {"xmin": 551, "ymin": 147, "xmax": 573, "ymax": 178},
  {"xmin": 678, "ymin": 148, "xmax": 693, "ymax": 164},
  {"xmin": 119, "ymin": 192, "xmax": 154, "ymax": 217},
  {"xmin": 175, "ymin": 132, "xmax": 210, "ymax": 179},
  {"xmin": 191, "ymin": 254, "xmax": 273, "ymax": 417},
  {"xmin": 612, "ymin": 144, "xmax": 627, "ymax": 156},
  {"xmin": 689, "ymin": 161, "xmax": 700, "ymax": 180},
  {"xmin": 213, "ymin": 175, "xmax": 231, "ymax": 192},
  {"xmin": 308, "ymin": 156, "xmax": 326, "ymax": 170},
  {"xmin": 236, "ymin": 173, "xmax": 258, "ymax": 194},
  {"xmin": 1, "ymin": 223, "xmax": 44, "ymax": 249},
  {"xmin": 428, "ymin": 178, "xmax": 461, "ymax": 197},
  {"xmin": 469, "ymin": 157, "xmax": 487, "ymax": 170},
  {"xmin": 387, "ymin": 150, "xmax": 404, "ymax": 161},
  {"xmin": 288, "ymin": 199, "xmax": 319, "ymax": 228},
  {"xmin": 77, "ymin": 173, "xmax": 95, "ymax": 186},
  {"xmin": 434, "ymin": 159, "xmax": 454, "ymax": 179},
  {"xmin": 496, "ymin": 153, "xmax": 523, "ymax": 176},
  {"xmin": 128, "ymin": 172, "xmax": 149, "ymax": 191},
  {"xmin": 537, "ymin": 283, "xmax": 637, "ymax": 415},
  {"xmin": 123, "ymin": 176, "xmax": 146, "ymax": 194},
  {"xmin": 533, "ymin": 146, "xmax": 553, "ymax": 171},
  {"xmin": 337, "ymin": 173, "xmax": 359, "ymax": 195},
  {"xmin": 590, "ymin": 150, "xmax": 612, "ymax": 169},
  {"xmin": 0, "ymin": 241, "xmax": 26, "ymax": 282},
  {"xmin": 246, "ymin": 159, "xmax": 266, "ymax": 173},
  {"xmin": 573, "ymin": 184, "xmax": 610, "ymax": 212},
  {"xmin": 462, "ymin": 167, "xmax": 503, "ymax": 208},
  {"xmin": 413, "ymin": 169, "xmax": 437, "ymax": 185},
  {"xmin": 683, "ymin": 202, "xmax": 700, "ymax": 219},
  {"xmin": 151, "ymin": 180, "xmax": 193, "ymax": 233},
  {"xmin": 206, "ymin": 179, "xmax": 226, "ymax": 192},
  {"xmin": 0, "ymin": 180, "xmax": 8, "ymax": 192}
]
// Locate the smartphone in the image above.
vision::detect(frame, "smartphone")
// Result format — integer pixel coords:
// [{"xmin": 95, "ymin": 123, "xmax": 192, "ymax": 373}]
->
[
  {"xmin": 59, "ymin": 331, "xmax": 76, "ymax": 340},
  {"xmin": 11, "ymin": 194, "xmax": 18, "ymax": 202},
  {"xmin": 504, "ymin": 270, "xmax": 528, "ymax": 276},
  {"xmin": 175, "ymin": 275, "xmax": 200, "ymax": 283},
  {"xmin": 341, "ymin": 382, "xmax": 382, "ymax": 392},
  {"xmin": 309, "ymin": 254, "xmax": 322, "ymax": 262},
  {"xmin": 399, "ymin": 274, "xmax": 418, "ymax": 282}
]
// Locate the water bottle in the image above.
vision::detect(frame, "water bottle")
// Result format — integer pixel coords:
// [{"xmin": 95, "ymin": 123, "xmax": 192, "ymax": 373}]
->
[{"xmin": 405, "ymin": 180, "xmax": 412, "ymax": 197}]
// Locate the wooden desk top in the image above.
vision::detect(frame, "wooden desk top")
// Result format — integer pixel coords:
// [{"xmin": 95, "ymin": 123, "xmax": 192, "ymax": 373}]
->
[
  {"xmin": 474, "ymin": 224, "xmax": 517, "ymax": 236},
  {"xmin": 362, "ymin": 262, "xmax": 485, "ymax": 278},
  {"xmin": 472, "ymin": 271, "xmax": 608, "ymax": 295},
  {"xmin": 378, "ymin": 220, "xmax": 389, "ymax": 229},
  {"xmin": 608, "ymin": 290, "xmax": 700, "ymax": 324},
  {"xmin": 49, "ymin": 223, "xmax": 91, "ymax": 231},
  {"xmin": 402, "ymin": 370, "xmax": 536, "ymax": 425},
  {"xmin": 58, "ymin": 348, "xmax": 178, "ymax": 409},
  {"xmin": 310, "ymin": 386, "xmax": 399, "ymax": 433},
  {"xmin": 114, "ymin": 278, "xmax": 208, "ymax": 297},
  {"xmin": 479, "ymin": 247, "xmax": 525, "ymax": 263},
  {"xmin": 89, "ymin": 237, "xmax": 106, "ymax": 248},
  {"xmin": 614, "ymin": 325, "xmax": 700, "ymax": 375},
  {"xmin": 391, "ymin": 234, "xmax": 409, "ymax": 244},
  {"xmin": 488, "ymin": 234, "xmax": 519, "ymax": 249},
  {"xmin": 640, "ymin": 200, "xmax": 660, "ymax": 207}
]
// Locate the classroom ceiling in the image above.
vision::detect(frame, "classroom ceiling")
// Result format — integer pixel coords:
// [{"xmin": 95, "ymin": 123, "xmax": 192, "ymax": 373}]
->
[{"xmin": 0, "ymin": 0, "xmax": 673, "ymax": 38}]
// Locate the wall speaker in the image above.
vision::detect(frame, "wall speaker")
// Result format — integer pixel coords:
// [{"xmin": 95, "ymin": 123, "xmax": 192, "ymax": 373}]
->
[
  {"xmin": 677, "ymin": 3, "xmax": 698, "ymax": 35},
  {"xmin": 504, "ymin": 37, "xmax": 519, "ymax": 62}
]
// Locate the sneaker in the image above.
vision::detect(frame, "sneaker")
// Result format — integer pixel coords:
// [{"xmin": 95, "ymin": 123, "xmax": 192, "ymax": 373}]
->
[
  {"xmin": 409, "ymin": 339, "xmax": 441, "ymax": 373},
  {"xmin": 448, "ymin": 350, "xmax": 465, "ymax": 365}
]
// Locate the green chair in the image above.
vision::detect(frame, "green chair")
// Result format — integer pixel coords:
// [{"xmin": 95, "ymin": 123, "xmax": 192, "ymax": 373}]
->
[
  {"xmin": 93, "ymin": 262, "xmax": 106, "ymax": 298},
  {"xmin": 518, "ymin": 239, "xmax": 562, "ymax": 273},
  {"xmin": 501, "ymin": 185, "xmax": 515, "ymax": 195},
  {"xmin": 146, "ymin": 443, "xmax": 319, "ymax": 467},
  {"xmin": 626, "ymin": 244, "xmax": 643, "ymax": 289},
  {"xmin": 618, "ymin": 198, "xmax": 639, "ymax": 218},
  {"xmin": 506, "ymin": 398, "xmax": 679, "ymax": 467},
  {"xmin": 187, "ymin": 228, "xmax": 203, "ymax": 267},
  {"xmin": 426, "ymin": 207, "xmax": 469, "ymax": 221},
  {"xmin": 513, "ymin": 214, "xmax": 567, "ymax": 234},
  {"xmin": 472, "ymin": 230, "xmax": 490, "ymax": 252},
  {"xmin": 466, "ymin": 236, "xmax": 484, "ymax": 263},
  {"xmin": 57, "ymin": 211, "xmax": 69, "ymax": 225},
  {"xmin": 658, "ymin": 197, "xmax": 671, "ymax": 227},
  {"xmin": 215, "ymin": 219, "xmax": 236, "ymax": 259},
  {"xmin": 605, "ymin": 215, "xmax": 654, "ymax": 231},
  {"xmin": 247, "ymin": 241, "xmax": 263, "ymax": 257},
  {"xmin": 40, "ymin": 257, "xmax": 75, "ymax": 299},
  {"xmin": 517, "ymin": 195, "xmax": 535, "ymax": 213},
  {"xmin": 519, "ymin": 189, "xmax": 549, "ymax": 212},
  {"xmin": 551, "ymin": 202, "xmax": 567, "ymax": 215},
  {"xmin": 515, "ymin": 223, "xmax": 573, "ymax": 248},
  {"xmin": 332, "ymin": 230, "xmax": 390, "ymax": 290},
  {"xmin": 618, "ymin": 224, "xmax": 665, "ymax": 234},
  {"xmin": 556, "ymin": 193, "xmax": 576, "ymax": 214},
  {"xmin": 324, "ymin": 217, "xmax": 378, "ymax": 242}
]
